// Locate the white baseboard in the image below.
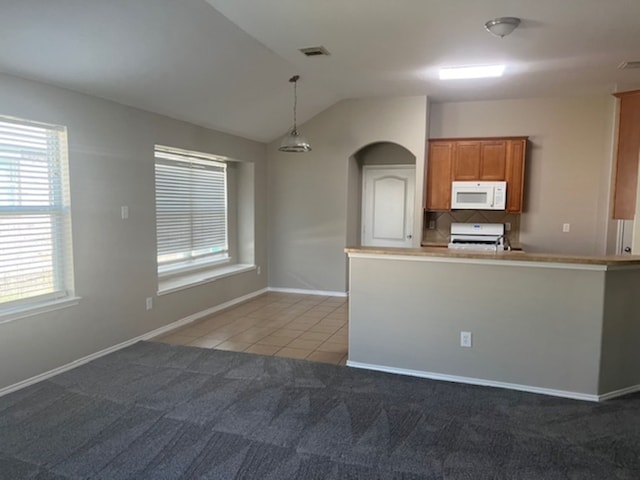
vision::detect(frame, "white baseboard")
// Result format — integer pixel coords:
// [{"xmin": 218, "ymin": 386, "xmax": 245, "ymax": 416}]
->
[
  {"xmin": 140, "ymin": 287, "xmax": 268, "ymax": 341},
  {"xmin": 0, "ymin": 287, "xmax": 268, "ymax": 399},
  {"xmin": 597, "ymin": 384, "xmax": 640, "ymax": 401},
  {"xmin": 268, "ymin": 287, "xmax": 348, "ymax": 298},
  {"xmin": 346, "ymin": 360, "xmax": 604, "ymax": 402}
]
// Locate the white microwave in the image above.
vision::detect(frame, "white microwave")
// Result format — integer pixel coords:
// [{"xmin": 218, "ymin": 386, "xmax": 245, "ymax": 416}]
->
[{"xmin": 451, "ymin": 181, "xmax": 507, "ymax": 210}]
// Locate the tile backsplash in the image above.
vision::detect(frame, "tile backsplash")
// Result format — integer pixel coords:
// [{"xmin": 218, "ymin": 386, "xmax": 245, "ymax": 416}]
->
[{"xmin": 423, "ymin": 210, "xmax": 520, "ymax": 245}]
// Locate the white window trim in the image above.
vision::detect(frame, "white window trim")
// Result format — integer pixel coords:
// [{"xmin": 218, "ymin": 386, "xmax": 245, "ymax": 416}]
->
[
  {"xmin": 157, "ymin": 263, "xmax": 256, "ymax": 296},
  {"xmin": 0, "ymin": 295, "xmax": 81, "ymax": 324},
  {"xmin": 158, "ymin": 255, "xmax": 232, "ymax": 280},
  {"xmin": 0, "ymin": 115, "xmax": 75, "ymax": 316},
  {"xmin": 154, "ymin": 145, "xmax": 234, "ymax": 285}
]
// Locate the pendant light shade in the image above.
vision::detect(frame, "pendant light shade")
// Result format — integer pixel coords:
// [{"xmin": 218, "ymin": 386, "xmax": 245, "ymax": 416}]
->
[
  {"xmin": 279, "ymin": 129, "xmax": 311, "ymax": 153},
  {"xmin": 279, "ymin": 75, "xmax": 312, "ymax": 153}
]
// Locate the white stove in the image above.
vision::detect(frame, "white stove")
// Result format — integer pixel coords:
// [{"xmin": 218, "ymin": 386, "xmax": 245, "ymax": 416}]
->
[{"xmin": 448, "ymin": 223, "xmax": 505, "ymax": 251}]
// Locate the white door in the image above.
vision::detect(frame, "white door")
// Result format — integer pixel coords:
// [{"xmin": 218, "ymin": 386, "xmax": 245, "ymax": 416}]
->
[{"xmin": 362, "ymin": 166, "xmax": 415, "ymax": 247}]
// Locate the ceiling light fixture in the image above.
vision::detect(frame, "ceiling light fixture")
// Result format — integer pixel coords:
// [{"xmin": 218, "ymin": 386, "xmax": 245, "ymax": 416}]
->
[
  {"xmin": 279, "ymin": 75, "xmax": 311, "ymax": 153},
  {"xmin": 484, "ymin": 17, "xmax": 521, "ymax": 38},
  {"xmin": 439, "ymin": 65, "xmax": 505, "ymax": 80}
]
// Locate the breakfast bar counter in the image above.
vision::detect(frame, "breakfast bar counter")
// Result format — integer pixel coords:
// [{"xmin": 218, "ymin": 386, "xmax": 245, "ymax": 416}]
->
[
  {"xmin": 345, "ymin": 246, "xmax": 640, "ymax": 401},
  {"xmin": 346, "ymin": 245, "xmax": 640, "ymax": 266}
]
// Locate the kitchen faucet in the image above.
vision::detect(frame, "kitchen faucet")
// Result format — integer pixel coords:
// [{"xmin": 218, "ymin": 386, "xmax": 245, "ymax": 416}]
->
[{"xmin": 495, "ymin": 234, "xmax": 512, "ymax": 251}]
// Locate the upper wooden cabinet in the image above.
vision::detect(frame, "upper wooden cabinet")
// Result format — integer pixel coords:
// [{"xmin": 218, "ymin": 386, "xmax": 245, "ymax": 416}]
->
[
  {"xmin": 425, "ymin": 141, "xmax": 454, "ymax": 211},
  {"xmin": 504, "ymin": 139, "xmax": 526, "ymax": 213},
  {"xmin": 612, "ymin": 90, "xmax": 640, "ymax": 220},
  {"xmin": 426, "ymin": 136, "xmax": 527, "ymax": 213},
  {"xmin": 453, "ymin": 140, "xmax": 507, "ymax": 181}
]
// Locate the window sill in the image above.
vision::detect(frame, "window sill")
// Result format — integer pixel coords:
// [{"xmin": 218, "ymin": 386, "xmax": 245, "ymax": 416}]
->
[
  {"xmin": 158, "ymin": 264, "xmax": 256, "ymax": 296},
  {"xmin": 0, "ymin": 296, "xmax": 82, "ymax": 325}
]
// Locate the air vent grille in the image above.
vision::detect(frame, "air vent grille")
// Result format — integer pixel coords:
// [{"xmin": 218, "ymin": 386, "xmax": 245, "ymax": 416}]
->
[
  {"xmin": 618, "ymin": 61, "xmax": 640, "ymax": 70},
  {"xmin": 299, "ymin": 46, "xmax": 330, "ymax": 57}
]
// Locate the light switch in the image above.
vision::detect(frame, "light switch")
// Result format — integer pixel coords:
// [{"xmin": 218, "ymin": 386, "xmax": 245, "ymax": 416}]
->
[
  {"xmin": 562, "ymin": 223, "xmax": 570, "ymax": 233},
  {"xmin": 121, "ymin": 206, "xmax": 129, "ymax": 220}
]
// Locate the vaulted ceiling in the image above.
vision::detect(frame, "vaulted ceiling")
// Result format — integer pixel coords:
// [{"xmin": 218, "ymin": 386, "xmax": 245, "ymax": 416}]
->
[{"xmin": 1, "ymin": 0, "xmax": 639, "ymax": 142}]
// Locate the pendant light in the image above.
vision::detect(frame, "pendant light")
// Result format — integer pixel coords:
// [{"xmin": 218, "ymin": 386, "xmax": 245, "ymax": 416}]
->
[{"xmin": 279, "ymin": 75, "xmax": 312, "ymax": 152}]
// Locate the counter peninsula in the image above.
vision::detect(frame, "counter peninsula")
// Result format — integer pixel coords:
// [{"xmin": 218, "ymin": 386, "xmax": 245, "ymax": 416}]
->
[{"xmin": 345, "ymin": 246, "xmax": 640, "ymax": 401}]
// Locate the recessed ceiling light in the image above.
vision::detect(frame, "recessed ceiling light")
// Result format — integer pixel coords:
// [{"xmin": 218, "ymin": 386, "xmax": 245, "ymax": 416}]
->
[
  {"xmin": 439, "ymin": 65, "xmax": 505, "ymax": 80},
  {"xmin": 618, "ymin": 61, "xmax": 640, "ymax": 70},
  {"xmin": 299, "ymin": 46, "xmax": 330, "ymax": 57}
]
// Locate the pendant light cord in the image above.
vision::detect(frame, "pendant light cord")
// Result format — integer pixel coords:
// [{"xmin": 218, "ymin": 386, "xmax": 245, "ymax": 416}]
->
[{"xmin": 289, "ymin": 75, "xmax": 300, "ymax": 132}]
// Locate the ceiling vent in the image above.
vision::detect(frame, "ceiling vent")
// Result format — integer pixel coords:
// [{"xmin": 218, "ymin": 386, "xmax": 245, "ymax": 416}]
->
[
  {"xmin": 299, "ymin": 46, "xmax": 330, "ymax": 57},
  {"xmin": 618, "ymin": 61, "xmax": 640, "ymax": 70}
]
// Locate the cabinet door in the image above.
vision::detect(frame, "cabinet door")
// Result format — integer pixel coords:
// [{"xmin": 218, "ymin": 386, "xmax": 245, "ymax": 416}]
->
[
  {"xmin": 505, "ymin": 139, "xmax": 526, "ymax": 213},
  {"xmin": 453, "ymin": 141, "xmax": 481, "ymax": 180},
  {"xmin": 479, "ymin": 141, "xmax": 507, "ymax": 180},
  {"xmin": 426, "ymin": 141, "xmax": 453, "ymax": 210},
  {"xmin": 612, "ymin": 90, "xmax": 640, "ymax": 219}
]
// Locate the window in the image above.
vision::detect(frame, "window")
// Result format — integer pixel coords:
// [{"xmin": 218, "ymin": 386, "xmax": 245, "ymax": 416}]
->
[
  {"xmin": 0, "ymin": 116, "xmax": 74, "ymax": 314},
  {"xmin": 154, "ymin": 145, "xmax": 230, "ymax": 277}
]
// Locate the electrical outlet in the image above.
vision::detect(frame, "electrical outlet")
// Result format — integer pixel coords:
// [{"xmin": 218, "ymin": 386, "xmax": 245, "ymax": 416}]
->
[
  {"xmin": 505, "ymin": 222, "xmax": 511, "ymax": 232},
  {"xmin": 121, "ymin": 205, "xmax": 129, "ymax": 219},
  {"xmin": 428, "ymin": 220, "xmax": 436, "ymax": 230},
  {"xmin": 460, "ymin": 331, "xmax": 472, "ymax": 348},
  {"xmin": 562, "ymin": 223, "xmax": 570, "ymax": 233},
  {"xmin": 146, "ymin": 297, "xmax": 153, "ymax": 310}
]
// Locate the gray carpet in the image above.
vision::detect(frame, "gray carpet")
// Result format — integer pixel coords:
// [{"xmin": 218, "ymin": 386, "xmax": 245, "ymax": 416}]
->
[{"xmin": 0, "ymin": 341, "xmax": 638, "ymax": 479}]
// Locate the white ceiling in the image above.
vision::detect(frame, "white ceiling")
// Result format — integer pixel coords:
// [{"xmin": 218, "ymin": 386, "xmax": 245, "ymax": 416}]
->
[{"xmin": 1, "ymin": 0, "xmax": 640, "ymax": 142}]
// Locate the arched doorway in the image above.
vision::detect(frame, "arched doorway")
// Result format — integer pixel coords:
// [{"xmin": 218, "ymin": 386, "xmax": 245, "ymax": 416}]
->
[{"xmin": 346, "ymin": 141, "xmax": 417, "ymax": 248}]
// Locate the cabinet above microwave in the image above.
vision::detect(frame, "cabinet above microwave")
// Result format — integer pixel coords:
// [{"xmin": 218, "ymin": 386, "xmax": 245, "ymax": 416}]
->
[{"xmin": 425, "ymin": 136, "xmax": 527, "ymax": 213}]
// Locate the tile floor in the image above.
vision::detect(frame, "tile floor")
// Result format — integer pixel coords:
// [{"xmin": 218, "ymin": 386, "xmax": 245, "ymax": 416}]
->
[{"xmin": 153, "ymin": 292, "xmax": 349, "ymax": 365}]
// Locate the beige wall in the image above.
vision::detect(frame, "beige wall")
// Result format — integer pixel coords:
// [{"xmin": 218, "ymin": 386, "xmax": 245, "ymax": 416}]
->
[
  {"xmin": 430, "ymin": 96, "xmax": 617, "ymax": 255},
  {"xmin": 0, "ymin": 73, "xmax": 268, "ymax": 390},
  {"xmin": 355, "ymin": 142, "xmax": 416, "ymax": 165},
  {"xmin": 600, "ymin": 268, "xmax": 640, "ymax": 393},
  {"xmin": 348, "ymin": 254, "xmax": 620, "ymax": 397},
  {"xmin": 267, "ymin": 96, "xmax": 428, "ymax": 292}
]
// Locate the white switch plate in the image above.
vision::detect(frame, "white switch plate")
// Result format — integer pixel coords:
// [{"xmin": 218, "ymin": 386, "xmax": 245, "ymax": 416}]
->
[
  {"xmin": 121, "ymin": 206, "xmax": 129, "ymax": 219},
  {"xmin": 460, "ymin": 331, "xmax": 472, "ymax": 348},
  {"xmin": 428, "ymin": 220, "xmax": 436, "ymax": 230},
  {"xmin": 146, "ymin": 297, "xmax": 153, "ymax": 310},
  {"xmin": 257, "ymin": 266, "xmax": 261, "ymax": 275},
  {"xmin": 505, "ymin": 222, "xmax": 511, "ymax": 231},
  {"xmin": 562, "ymin": 223, "xmax": 570, "ymax": 233}
]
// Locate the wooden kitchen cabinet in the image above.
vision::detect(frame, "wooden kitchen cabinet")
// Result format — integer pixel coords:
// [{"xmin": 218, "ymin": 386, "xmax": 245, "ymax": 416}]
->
[
  {"xmin": 612, "ymin": 90, "xmax": 640, "ymax": 220},
  {"xmin": 453, "ymin": 141, "xmax": 481, "ymax": 180},
  {"xmin": 425, "ymin": 136, "xmax": 527, "ymax": 212},
  {"xmin": 452, "ymin": 140, "xmax": 507, "ymax": 181},
  {"xmin": 505, "ymin": 138, "xmax": 526, "ymax": 213},
  {"xmin": 479, "ymin": 141, "xmax": 508, "ymax": 180},
  {"xmin": 425, "ymin": 140, "xmax": 453, "ymax": 210}
]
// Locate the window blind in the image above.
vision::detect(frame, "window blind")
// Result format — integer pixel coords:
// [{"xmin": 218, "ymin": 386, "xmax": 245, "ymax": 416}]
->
[
  {"xmin": 0, "ymin": 117, "xmax": 73, "ymax": 308},
  {"xmin": 154, "ymin": 146, "xmax": 228, "ymax": 272}
]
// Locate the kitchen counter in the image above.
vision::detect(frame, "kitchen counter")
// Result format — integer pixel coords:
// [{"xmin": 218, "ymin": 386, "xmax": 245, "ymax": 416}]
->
[
  {"xmin": 345, "ymin": 246, "xmax": 640, "ymax": 401},
  {"xmin": 347, "ymin": 246, "xmax": 640, "ymax": 266}
]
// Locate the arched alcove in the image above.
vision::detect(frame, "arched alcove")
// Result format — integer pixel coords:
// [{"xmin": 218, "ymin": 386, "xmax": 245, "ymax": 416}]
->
[{"xmin": 346, "ymin": 141, "xmax": 417, "ymax": 249}]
